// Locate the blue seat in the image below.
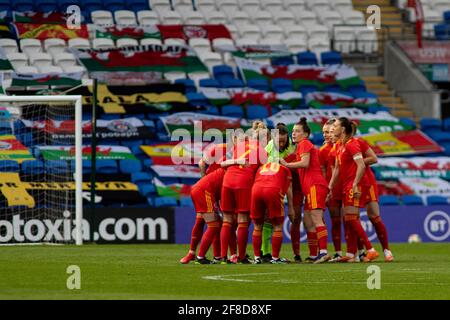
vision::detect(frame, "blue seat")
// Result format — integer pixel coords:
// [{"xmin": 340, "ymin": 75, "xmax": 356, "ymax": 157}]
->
[
  {"xmin": 311, "ymin": 134, "xmax": 324, "ymax": 145},
  {"xmin": 420, "ymin": 118, "xmax": 442, "ymax": 131},
  {"xmin": 96, "ymin": 159, "xmax": 118, "ymax": 174},
  {"xmin": 140, "ymin": 184, "xmax": 156, "ymax": 197},
  {"xmin": 441, "ymin": 142, "xmax": 450, "ymax": 156},
  {"xmin": 428, "ymin": 131, "xmax": 450, "ymax": 144},
  {"xmin": 299, "ymin": 84, "xmax": 319, "ymax": 96},
  {"xmin": 402, "ymin": 195, "xmax": 424, "ymax": 206},
  {"xmin": 180, "ymin": 178, "xmax": 198, "ymax": 185},
  {"xmin": 323, "ymin": 84, "xmax": 342, "ymax": 93},
  {"xmin": 213, "ymin": 65, "xmax": 234, "ymax": 79},
  {"xmin": 199, "ymin": 78, "xmax": 220, "ymax": 88},
  {"xmin": 81, "ymin": 160, "xmax": 92, "ymax": 174},
  {"xmin": 272, "ymin": 78, "xmax": 293, "ymax": 93},
  {"xmin": 132, "ymin": 171, "xmax": 153, "ymax": 184},
  {"xmin": 247, "ymin": 78, "xmax": 269, "ymax": 91},
  {"xmin": 379, "ymin": 195, "xmax": 399, "ymax": 206},
  {"xmin": 297, "ymin": 51, "xmax": 318, "ymax": 65},
  {"xmin": 58, "ymin": 0, "xmax": 80, "ymax": 10},
  {"xmin": 128, "ymin": 0, "xmax": 149, "ymax": 11},
  {"xmin": 119, "ymin": 159, "xmax": 143, "ymax": 173},
  {"xmin": 443, "ymin": 118, "xmax": 450, "ymax": 131},
  {"xmin": 180, "ymin": 197, "xmax": 194, "ymax": 207},
  {"xmin": 0, "ymin": 0, "xmax": 10, "ymax": 12},
  {"xmin": 0, "ymin": 121, "xmax": 11, "ymax": 134},
  {"xmin": 271, "ymin": 56, "xmax": 295, "ymax": 66},
  {"xmin": 399, "ymin": 117, "xmax": 417, "ymax": 130},
  {"xmin": 45, "ymin": 160, "xmax": 69, "ymax": 174},
  {"xmin": 434, "ymin": 23, "xmax": 450, "ymax": 41},
  {"xmin": 351, "ymin": 90, "xmax": 378, "ymax": 100},
  {"xmin": 348, "ymin": 83, "xmax": 367, "ymax": 94},
  {"xmin": 427, "ymin": 195, "xmax": 448, "ymax": 206},
  {"xmin": 222, "ymin": 105, "xmax": 244, "ymax": 118},
  {"xmin": 99, "ymin": 113, "xmax": 122, "ymax": 120},
  {"xmin": 220, "ymin": 78, "xmax": 244, "ymax": 88},
  {"xmin": 103, "ymin": 0, "xmax": 126, "ymax": 11},
  {"xmin": 204, "ymin": 105, "xmax": 220, "ymax": 115},
  {"xmin": 444, "ymin": 11, "xmax": 450, "ymax": 23},
  {"xmin": 147, "ymin": 197, "xmax": 155, "ymax": 206},
  {"xmin": 246, "ymin": 105, "xmax": 269, "ymax": 120},
  {"xmin": 159, "ymin": 177, "xmax": 179, "ymax": 185},
  {"xmin": 186, "ymin": 92, "xmax": 208, "ymax": 106},
  {"xmin": 11, "ymin": 0, "xmax": 34, "ymax": 11},
  {"xmin": 174, "ymin": 78, "xmax": 196, "ymax": 93},
  {"xmin": 82, "ymin": 0, "xmax": 103, "ymax": 12},
  {"xmin": 21, "ymin": 160, "xmax": 45, "ymax": 175},
  {"xmin": 0, "ymin": 160, "xmax": 19, "ymax": 172},
  {"xmin": 321, "ymin": 51, "xmax": 343, "ymax": 65},
  {"xmin": 36, "ymin": 0, "xmax": 58, "ymax": 12},
  {"xmin": 143, "ymin": 158, "xmax": 153, "ymax": 168},
  {"xmin": 154, "ymin": 196, "xmax": 178, "ymax": 207}
]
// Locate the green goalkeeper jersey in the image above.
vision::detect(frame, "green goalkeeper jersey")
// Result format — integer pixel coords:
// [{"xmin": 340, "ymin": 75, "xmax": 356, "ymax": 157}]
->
[{"xmin": 265, "ymin": 139, "xmax": 295, "ymax": 163}]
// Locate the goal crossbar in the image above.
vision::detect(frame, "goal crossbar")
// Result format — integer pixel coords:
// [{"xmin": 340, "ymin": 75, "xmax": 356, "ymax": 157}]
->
[{"xmin": 0, "ymin": 95, "xmax": 84, "ymax": 245}]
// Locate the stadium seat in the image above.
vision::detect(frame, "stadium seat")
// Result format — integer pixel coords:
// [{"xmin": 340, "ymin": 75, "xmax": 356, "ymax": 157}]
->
[
  {"xmin": 0, "ymin": 121, "xmax": 11, "ymax": 134},
  {"xmin": 222, "ymin": 105, "xmax": 244, "ymax": 118},
  {"xmin": 219, "ymin": 78, "xmax": 244, "ymax": 88},
  {"xmin": 401, "ymin": 195, "xmax": 424, "ymax": 206},
  {"xmin": 271, "ymin": 78, "xmax": 293, "ymax": 93},
  {"xmin": 379, "ymin": 195, "xmax": 400, "ymax": 206},
  {"xmin": 0, "ymin": 39, "xmax": 18, "ymax": 55},
  {"xmin": 174, "ymin": 79, "xmax": 196, "ymax": 93},
  {"xmin": 96, "ymin": 160, "xmax": 118, "ymax": 174},
  {"xmin": 443, "ymin": 118, "xmax": 450, "ymax": 132},
  {"xmin": 45, "ymin": 160, "xmax": 69, "ymax": 174},
  {"xmin": 429, "ymin": 131, "xmax": 450, "ymax": 144},
  {"xmin": 186, "ymin": 92, "xmax": 209, "ymax": 106},
  {"xmin": 321, "ymin": 51, "xmax": 343, "ymax": 65},
  {"xmin": 297, "ymin": 51, "xmax": 318, "ymax": 65},
  {"xmin": 154, "ymin": 197, "xmax": 178, "ymax": 207},
  {"xmin": 0, "ymin": 160, "xmax": 20, "ymax": 172},
  {"xmin": 21, "ymin": 160, "xmax": 45, "ymax": 175},
  {"xmin": 420, "ymin": 118, "xmax": 442, "ymax": 131},
  {"xmin": 36, "ymin": 0, "xmax": 58, "ymax": 12},
  {"xmin": 137, "ymin": 10, "xmax": 159, "ymax": 25},
  {"xmin": 91, "ymin": 10, "xmax": 114, "ymax": 25},
  {"xmin": 83, "ymin": 0, "xmax": 103, "ymax": 13},
  {"xmin": 427, "ymin": 196, "xmax": 448, "ymax": 206},
  {"xmin": 271, "ymin": 56, "xmax": 295, "ymax": 66},
  {"xmin": 118, "ymin": 159, "xmax": 143, "ymax": 174},
  {"xmin": 58, "ymin": 0, "xmax": 81, "ymax": 11},
  {"xmin": 212, "ymin": 65, "xmax": 235, "ymax": 80},
  {"xmin": 104, "ymin": 0, "xmax": 127, "ymax": 12},
  {"xmin": 199, "ymin": 78, "xmax": 221, "ymax": 88},
  {"xmin": 247, "ymin": 79, "xmax": 270, "ymax": 91},
  {"xmin": 139, "ymin": 184, "xmax": 156, "ymax": 197},
  {"xmin": 0, "ymin": 0, "xmax": 10, "ymax": 12},
  {"xmin": 399, "ymin": 118, "xmax": 417, "ymax": 130},
  {"xmin": 128, "ymin": 0, "xmax": 150, "ymax": 11},
  {"xmin": 114, "ymin": 10, "xmax": 137, "ymax": 25},
  {"xmin": 11, "ymin": 0, "xmax": 34, "ymax": 11},
  {"xmin": 444, "ymin": 11, "xmax": 450, "ymax": 23},
  {"xmin": 434, "ymin": 24, "xmax": 450, "ymax": 40},
  {"xmin": 116, "ymin": 38, "xmax": 139, "ymax": 48},
  {"xmin": 247, "ymin": 105, "xmax": 270, "ymax": 120},
  {"xmin": 180, "ymin": 197, "xmax": 195, "ymax": 207}
]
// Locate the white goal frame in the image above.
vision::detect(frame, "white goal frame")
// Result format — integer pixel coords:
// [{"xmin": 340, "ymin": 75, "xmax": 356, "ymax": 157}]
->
[{"xmin": 0, "ymin": 95, "xmax": 84, "ymax": 245}]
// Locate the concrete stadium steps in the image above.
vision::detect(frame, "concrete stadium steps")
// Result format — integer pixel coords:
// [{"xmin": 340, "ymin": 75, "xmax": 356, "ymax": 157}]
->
[{"xmin": 362, "ymin": 75, "xmax": 419, "ymax": 124}]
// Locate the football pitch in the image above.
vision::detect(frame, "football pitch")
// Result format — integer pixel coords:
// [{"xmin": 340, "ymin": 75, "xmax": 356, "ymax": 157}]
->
[{"xmin": 0, "ymin": 243, "xmax": 449, "ymax": 300}]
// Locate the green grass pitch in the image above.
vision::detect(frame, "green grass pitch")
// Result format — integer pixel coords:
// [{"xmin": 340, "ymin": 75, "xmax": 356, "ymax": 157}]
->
[{"xmin": 0, "ymin": 243, "xmax": 449, "ymax": 300}]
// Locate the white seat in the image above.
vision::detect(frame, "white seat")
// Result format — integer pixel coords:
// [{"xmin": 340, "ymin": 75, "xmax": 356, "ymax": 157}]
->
[
  {"xmin": 151, "ymin": 0, "xmax": 172, "ymax": 12},
  {"xmin": 196, "ymin": 0, "xmax": 216, "ymax": 13},
  {"xmin": 433, "ymin": 0, "xmax": 450, "ymax": 13},
  {"xmin": 116, "ymin": 38, "xmax": 139, "ymax": 48},
  {"xmin": 137, "ymin": 10, "xmax": 160, "ymax": 25},
  {"xmin": 164, "ymin": 71, "xmax": 187, "ymax": 83},
  {"xmin": 261, "ymin": 0, "xmax": 283, "ymax": 12},
  {"xmin": 140, "ymin": 38, "xmax": 163, "ymax": 46},
  {"xmin": 307, "ymin": 25, "xmax": 330, "ymax": 40},
  {"xmin": 29, "ymin": 52, "xmax": 53, "ymax": 68},
  {"xmin": 180, "ymin": 10, "xmax": 205, "ymax": 24},
  {"xmin": 238, "ymin": 24, "xmax": 261, "ymax": 41},
  {"xmin": 306, "ymin": 0, "xmax": 330, "ymax": 12},
  {"xmin": 283, "ymin": 0, "xmax": 306, "ymax": 13},
  {"xmin": 54, "ymin": 52, "xmax": 77, "ymax": 68},
  {"xmin": 225, "ymin": 24, "xmax": 239, "ymax": 39},
  {"xmin": 158, "ymin": 10, "xmax": 183, "ymax": 25},
  {"xmin": 272, "ymin": 10, "xmax": 296, "ymax": 29},
  {"xmin": 15, "ymin": 65, "xmax": 39, "ymax": 74},
  {"xmin": 61, "ymin": 65, "xmax": 86, "ymax": 74},
  {"xmin": 199, "ymin": 52, "xmax": 222, "ymax": 71},
  {"xmin": 308, "ymin": 37, "xmax": 330, "ymax": 55},
  {"xmin": 423, "ymin": 8, "xmax": 443, "ymax": 22},
  {"xmin": 331, "ymin": 0, "xmax": 353, "ymax": 12},
  {"xmin": 235, "ymin": 37, "xmax": 259, "ymax": 47},
  {"xmin": 0, "ymin": 39, "xmax": 18, "ymax": 55},
  {"xmin": 204, "ymin": 11, "xmax": 227, "ymax": 24},
  {"xmin": 356, "ymin": 28, "xmax": 378, "ymax": 54},
  {"xmin": 240, "ymin": 0, "xmax": 260, "ymax": 12},
  {"xmin": 283, "ymin": 24, "xmax": 307, "ymax": 39},
  {"xmin": 320, "ymin": 11, "xmax": 344, "ymax": 30},
  {"xmin": 333, "ymin": 27, "xmax": 356, "ymax": 54},
  {"xmin": 187, "ymin": 71, "xmax": 211, "ymax": 86},
  {"xmin": 189, "ymin": 38, "xmax": 211, "ymax": 52},
  {"xmin": 252, "ymin": 10, "xmax": 273, "ymax": 28},
  {"xmin": 260, "ymin": 24, "xmax": 284, "ymax": 41},
  {"xmin": 6, "ymin": 52, "xmax": 28, "ymax": 69},
  {"xmin": 172, "ymin": 0, "xmax": 194, "ymax": 11},
  {"xmin": 38, "ymin": 65, "xmax": 63, "ymax": 73},
  {"xmin": 259, "ymin": 37, "xmax": 283, "ymax": 46},
  {"xmin": 92, "ymin": 38, "xmax": 115, "ymax": 50},
  {"xmin": 297, "ymin": 10, "xmax": 318, "ymax": 25},
  {"xmin": 68, "ymin": 38, "xmax": 90, "ymax": 50},
  {"xmin": 20, "ymin": 39, "xmax": 42, "ymax": 55},
  {"xmin": 285, "ymin": 38, "xmax": 308, "ymax": 53},
  {"xmin": 44, "ymin": 38, "xmax": 67, "ymax": 56},
  {"xmin": 217, "ymin": 0, "xmax": 239, "ymax": 16},
  {"xmin": 164, "ymin": 38, "xmax": 186, "ymax": 46},
  {"xmin": 341, "ymin": 10, "xmax": 365, "ymax": 25},
  {"xmin": 114, "ymin": 10, "xmax": 137, "ymax": 26},
  {"xmin": 228, "ymin": 11, "xmax": 251, "ymax": 27},
  {"xmin": 91, "ymin": 10, "xmax": 114, "ymax": 25},
  {"xmin": 212, "ymin": 38, "xmax": 235, "ymax": 51}
]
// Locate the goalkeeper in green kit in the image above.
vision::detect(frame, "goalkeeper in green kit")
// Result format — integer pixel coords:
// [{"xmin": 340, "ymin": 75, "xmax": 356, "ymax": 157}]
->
[{"xmin": 261, "ymin": 123, "xmax": 301, "ymax": 263}]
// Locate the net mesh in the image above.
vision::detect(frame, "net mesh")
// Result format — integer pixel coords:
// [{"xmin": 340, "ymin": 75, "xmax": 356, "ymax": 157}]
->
[{"xmin": 0, "ymin": 99, "xmax": 79, "ymax": 244}]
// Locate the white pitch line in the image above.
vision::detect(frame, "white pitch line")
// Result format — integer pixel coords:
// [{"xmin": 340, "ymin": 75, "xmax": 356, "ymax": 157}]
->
[{"xmin": 203, "ymin": 273, "xmax": 278, "ymax": 282}]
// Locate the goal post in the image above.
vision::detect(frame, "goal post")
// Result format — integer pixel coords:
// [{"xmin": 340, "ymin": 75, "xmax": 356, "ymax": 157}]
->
[{"xmin": 0, "ymin": 95, "xmax": 83, "ymax": 245}]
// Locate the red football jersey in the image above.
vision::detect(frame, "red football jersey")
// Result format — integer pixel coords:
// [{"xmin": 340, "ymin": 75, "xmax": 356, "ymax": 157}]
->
[
  {"xmin": 296, "ymin": 139, "xmax": 328, "ymax": 190},
  {"xmin": 194, "ymin": 168, "xmax": 226, "ymax": 199},
  {"xmin": 222, "ymin": 139, "xmax": 266, "ymax": 189},
  {"xmin": 204, "ymin": 143, "xmax": 228, "ymax": 175},
  {"xmin": 357, "ymin": 138, "xmax": 377, "ymax": 185},
  {"xmin": 285, "ymin": 153, "xmax": 302, "ymax": 194},
  {"xmin": 319, "ymin": 142, "xmax": 333, "ymax": 182},
  {"xmin": 337, "ymin": 138, "xmax": 370, "ymax": 189},
  {"xmin": 254, "ymin": 163, "xmax": 292, "ymax": 194}
]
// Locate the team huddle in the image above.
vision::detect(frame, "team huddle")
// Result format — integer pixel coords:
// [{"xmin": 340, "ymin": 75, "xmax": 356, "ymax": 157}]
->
[{"xmin": 180, "ymin": 117, "xmax": 394, "ymax": 265}]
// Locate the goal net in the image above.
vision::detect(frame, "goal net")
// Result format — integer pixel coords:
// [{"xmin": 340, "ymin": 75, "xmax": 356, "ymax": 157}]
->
[{"xmin": 0, "ymin": 95, "xmax": 83, "ymax": 245}]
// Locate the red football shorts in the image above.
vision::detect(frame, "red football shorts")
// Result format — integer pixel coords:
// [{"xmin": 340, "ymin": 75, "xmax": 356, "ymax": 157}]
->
[
  {"xmin": 220, "ymin": 186, "xmax": 251, "ymax": 214},
  {"xmin": 343, "ymin": 185, "xmax": 371, "ymax": 208},
  {"xmin": 304, "ymin": 185, "xmax": 328, "ymax": 211},
  {"xmin": 250, "ymin": 186, "xmax": 285, "ymax": 225},
  {"xmin": 368, "ymin": 184, "xmax": 378, "ymax": 203},
  {"xmin": 191, "ymin": 185, "xmax": 217, "ymax": 214}
]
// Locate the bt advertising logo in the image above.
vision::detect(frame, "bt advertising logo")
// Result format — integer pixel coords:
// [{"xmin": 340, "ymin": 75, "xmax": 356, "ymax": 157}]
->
[{"xmin": 424, "ymin": 211, "xmax": 450, "ymax": 242}]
